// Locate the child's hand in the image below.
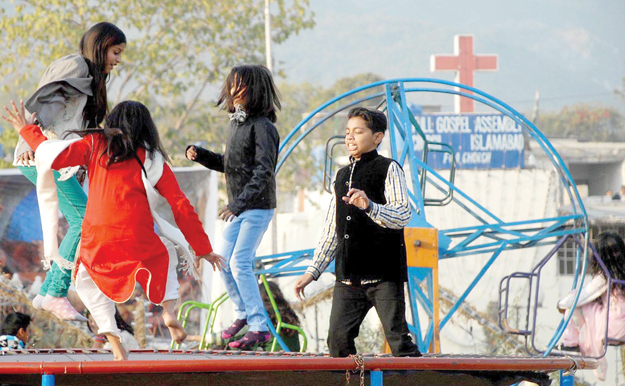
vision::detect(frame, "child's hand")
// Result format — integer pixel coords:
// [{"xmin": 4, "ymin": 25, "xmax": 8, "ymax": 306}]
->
[
  {"xmin": 186, "ymin": 146, "xmax": 198, "ymax": 161},
  {"xmin": 1, "ymin": 100, "xmax": 36, "ymax": 131},
  {"xmin": 219, "ymin": 206, "xmax": 236, "ymax": 222},
  {"xmin": 16, "ymin": 150, "xmax": 35, "ymax": 166},
  {"xmin": 342, "ymin": 188, "xmax": 370, "ymax": 210},
  {"xmin": 195, "ymin": 252, "xmax": 226, "ymax": 271},
  {"xmin": 294, "ymin": 273, "xmax": 314, "ymax": 301}
]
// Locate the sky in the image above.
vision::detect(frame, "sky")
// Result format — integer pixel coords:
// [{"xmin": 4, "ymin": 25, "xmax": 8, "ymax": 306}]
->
[
  {"xmin": 273, "ymin": 0, "xmax": 625, "ymax": 115},
  {"xmin": 1, "ymin": 0, "xmax": 623, "ymax": 116}
]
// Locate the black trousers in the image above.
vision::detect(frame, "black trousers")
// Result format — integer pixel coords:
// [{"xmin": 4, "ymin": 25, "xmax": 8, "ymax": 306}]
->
[{"xmin": 327, "ymin": 281, "xmax": 421, "ymax": 357}]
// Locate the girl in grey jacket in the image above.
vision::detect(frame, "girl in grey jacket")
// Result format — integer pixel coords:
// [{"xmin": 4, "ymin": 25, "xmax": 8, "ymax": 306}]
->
[{"xmin": 14, "ymin": 22, "xmax": 126, "ymax": 322}]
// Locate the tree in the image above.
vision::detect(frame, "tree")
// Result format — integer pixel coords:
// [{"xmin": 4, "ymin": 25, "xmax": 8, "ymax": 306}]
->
[
  {"xmin": 311, "ymin": 72, "xmax": 385, "ymax": 109},
  {"xmin": 275, "ymin": 73, "xmax": 385, "ymax": 192},
  {"xmin": 539, "ymin": 105, "xmax": 625, "ymax": 142},
  {"xmin": 616, "ymin": 71, "xmax": 625, "ymax": 103},
  {"xmin": 0, "ymin": 0, "xmax": 314, "ymax": 162}
]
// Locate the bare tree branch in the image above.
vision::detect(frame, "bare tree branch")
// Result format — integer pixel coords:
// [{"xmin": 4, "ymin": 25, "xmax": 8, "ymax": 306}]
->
[
  {"xmin": 124, "ymin": 55, "xmax": 183, "ymax": 100},
  {"xmin": 113, "ymin": 70, "xmax": 135, "ymax": 105},
  {"xmin": 173, "ymin": 76, "xmax": 212, "ymax": 131}
]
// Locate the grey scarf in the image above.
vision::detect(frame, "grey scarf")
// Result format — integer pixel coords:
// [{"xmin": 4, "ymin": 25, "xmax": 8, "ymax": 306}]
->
[{"xmin": 228, "ymin": 104, "xmax": 248, "ymax": 123}]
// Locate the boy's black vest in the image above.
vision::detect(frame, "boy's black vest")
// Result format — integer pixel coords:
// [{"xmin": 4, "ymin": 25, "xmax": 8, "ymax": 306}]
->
[{"xmin": 334, "ymin": 150, "xmax": 407, "ymax": 283}]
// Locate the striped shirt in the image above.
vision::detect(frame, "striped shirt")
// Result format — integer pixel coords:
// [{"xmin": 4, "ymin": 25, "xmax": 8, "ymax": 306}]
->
[
  {"xmin": 306, "ymin": 161, "xmax": 411, "ymax": 280},
  {"xmin": 0, "ymin": 335, "xmax": 25, "ymax": 351}
]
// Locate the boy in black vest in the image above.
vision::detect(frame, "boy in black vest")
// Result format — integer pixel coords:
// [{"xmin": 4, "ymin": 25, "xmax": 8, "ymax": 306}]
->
[{"xmin": 294, "ymin": 107, "xmax": 421, "ymax": 358}]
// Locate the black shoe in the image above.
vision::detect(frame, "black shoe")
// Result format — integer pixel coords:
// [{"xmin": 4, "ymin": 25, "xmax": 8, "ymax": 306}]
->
[
  {"xmin": 557, "ymin": 343, "xmax": 580, "ymax": 352},
  {"xmin": 398, "ymin": 349, "xmax": 423, "ymax": 357}
]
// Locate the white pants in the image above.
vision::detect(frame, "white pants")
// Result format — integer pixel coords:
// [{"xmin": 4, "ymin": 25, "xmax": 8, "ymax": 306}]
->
[
  {"xmin": 161, "ymin": 237, "xmax": 181, "ymax": 303},
  {"xmin": 75, "ymin": 265, "xmax": 121, "ymax": 338},
  {"xmin": 75, "ymin": 237, "xmax": 180, "ymax": 339}
]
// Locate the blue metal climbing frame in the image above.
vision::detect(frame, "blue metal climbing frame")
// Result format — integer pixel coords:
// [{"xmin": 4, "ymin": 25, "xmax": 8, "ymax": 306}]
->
[{"xmin": 255, "ymin": 78, "xmax": 590, "ymax": 358}]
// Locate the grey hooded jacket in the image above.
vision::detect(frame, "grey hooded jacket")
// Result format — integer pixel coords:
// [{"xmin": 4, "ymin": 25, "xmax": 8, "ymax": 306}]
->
[{"xmin": 14, "ymin": 53, "xmax": 93, "ymax": 162}]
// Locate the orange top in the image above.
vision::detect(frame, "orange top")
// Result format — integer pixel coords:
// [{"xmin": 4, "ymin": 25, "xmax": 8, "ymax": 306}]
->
[{"xmin": 20, "ymin": 125, "xmax": 212, "ymax": 303}]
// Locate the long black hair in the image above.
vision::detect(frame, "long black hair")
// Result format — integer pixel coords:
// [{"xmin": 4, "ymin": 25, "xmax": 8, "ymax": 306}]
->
[
  {"xmin": 79, "ymin": 22, "xmax": 126, "ymax": 127},
  {"xmin": 73, "ymin": 101, "xmax": 170, "ymax": 170},
  {"xmin": 216, "ymin": 65, "xmax": 281, "ymax": 123},
  {"xmin": 594, "ymin": 232, "xmax": 625, "ymax": 295}
]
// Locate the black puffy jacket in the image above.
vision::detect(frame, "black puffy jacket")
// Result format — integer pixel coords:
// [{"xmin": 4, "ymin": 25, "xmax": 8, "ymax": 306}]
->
[{"xmin": 189, "ymin": 116, "xmax": 279, "ymax": 215}]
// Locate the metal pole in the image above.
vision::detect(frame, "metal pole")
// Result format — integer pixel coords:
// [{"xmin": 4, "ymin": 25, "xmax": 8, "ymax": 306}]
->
[
  {"xmin": 560, "ymin": 370, "xmax": 574, "ymax": 386},
  {"xmin": 264, "ymin": 0, "xmax": 278, "ymax": 255},
  {"xmin": 0, "ymin": 355, "xmax": 598, "ymax": 374},
  {"xmin": 264, "ymin": 0, "xmax": 272, "ymax": 71},
  {"xmin": 42, "ymin": 374, "xmax": 55, "ymax": 386},
  {"xmin": 370, "ymin": 370, "xmax": 384, "ymax": 386}
]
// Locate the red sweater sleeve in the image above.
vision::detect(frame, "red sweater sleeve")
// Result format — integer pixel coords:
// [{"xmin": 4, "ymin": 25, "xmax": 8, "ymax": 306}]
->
[
  {"xmin": 19, "ymin": 125, "xmax": 94, "ymax": 169},
  {"xmin": 155, "ymin": 164, "xmax": 213, "ymax": 256},
  {"xmin": 19, "ymin": 125, "xmax": 48, "ymax": 150}
]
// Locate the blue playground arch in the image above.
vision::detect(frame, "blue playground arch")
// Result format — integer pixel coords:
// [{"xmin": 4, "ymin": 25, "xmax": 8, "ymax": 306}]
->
[{"xmin": 253, "ymin": 78, "xmax": 591, "ymax": 360}]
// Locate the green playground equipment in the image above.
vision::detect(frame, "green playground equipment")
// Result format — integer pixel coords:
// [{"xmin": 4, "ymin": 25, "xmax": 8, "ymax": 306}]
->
[{"xmin": 171, "ymin": 274, "xmax": 307, "ymax": 352}]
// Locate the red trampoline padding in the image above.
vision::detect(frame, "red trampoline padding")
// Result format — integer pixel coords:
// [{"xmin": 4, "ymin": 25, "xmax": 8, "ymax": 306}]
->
[{"xmin": 0, "ymin": 350, "xmax": 597, "ymax": 375}]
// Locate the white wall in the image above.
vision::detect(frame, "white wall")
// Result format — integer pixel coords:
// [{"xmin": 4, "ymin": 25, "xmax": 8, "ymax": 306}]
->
[
  {"xmin": 569, "ymin": 162, "xmax": 623, "ymax": 197},
  {"xmin": 202, "ymin": 164, "xmax": 624, "ymax": 384}
]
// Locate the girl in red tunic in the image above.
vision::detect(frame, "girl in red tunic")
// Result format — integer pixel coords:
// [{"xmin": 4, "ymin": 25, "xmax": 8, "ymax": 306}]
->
[{"xmin": 3, "ymin": 100, "xmax": 225, "ymax": 360}]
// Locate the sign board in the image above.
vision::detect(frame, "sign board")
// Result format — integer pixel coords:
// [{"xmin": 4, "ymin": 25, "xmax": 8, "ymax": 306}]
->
[{"xmin": 413, "ymin": 114, "xmax": 525, "ymax": 169}]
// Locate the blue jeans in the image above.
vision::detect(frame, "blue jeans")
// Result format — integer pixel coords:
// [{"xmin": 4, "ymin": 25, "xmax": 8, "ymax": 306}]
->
[
  {"xmin": 219, "ymin": 209, "xmax": 274, "ymax": 332},
  {"xmin": 19, "ymin": 166, "xmax": 87, "ymax": 297}
]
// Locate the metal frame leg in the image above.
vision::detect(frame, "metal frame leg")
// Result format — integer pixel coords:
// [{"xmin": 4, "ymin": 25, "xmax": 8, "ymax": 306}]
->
[
  {"xmin": 370, "ymin": 370, "xmax": 383, "ymax": 386},
  {"xmin": 560, "ymin": 370, "xmax": 574, "ymax": 386},
  {"xmin": 42, "ymin": 374, "xmax": 55, "ymax": 386}
]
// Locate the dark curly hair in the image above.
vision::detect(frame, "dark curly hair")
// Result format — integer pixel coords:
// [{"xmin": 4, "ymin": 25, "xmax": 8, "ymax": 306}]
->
[{"xmin": 260, "ymin": 281, "xmax": 300, "ymax": 337}]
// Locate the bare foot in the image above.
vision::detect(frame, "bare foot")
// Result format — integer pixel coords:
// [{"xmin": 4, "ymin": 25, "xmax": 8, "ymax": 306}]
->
[
  {"xmin": 162, "ymin": 300, "xmax": 187, "ymax": 344},
  {"xmin": 113, "ymin": 349, "xmax": 128, "ymax": 361},
  {"xmin": 163, "ymin": 311, "xmax": 187, "ymax": 344},
  {"xmin": 106, "ymin": 334, "xmax": 128, "ymax": 361}
]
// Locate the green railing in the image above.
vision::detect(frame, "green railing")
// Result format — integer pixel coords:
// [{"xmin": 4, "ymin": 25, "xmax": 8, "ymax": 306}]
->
[
  {"xmin": 171, "ymin": 276, "xmax": 307, "ymax": 352},
  {"xmin": 171, "ymin": 292, "xmax": 229, "ymax": 350},
  {"xmin": 260, "ymin": 274, "xmax": 308, "ymax": 352}
]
